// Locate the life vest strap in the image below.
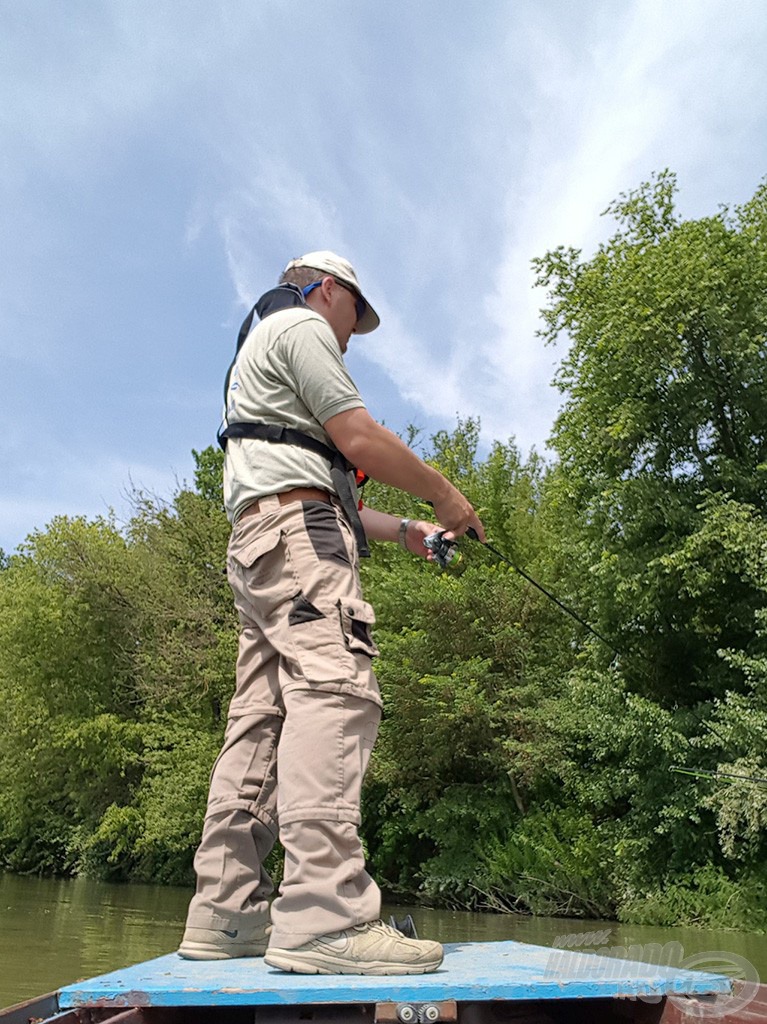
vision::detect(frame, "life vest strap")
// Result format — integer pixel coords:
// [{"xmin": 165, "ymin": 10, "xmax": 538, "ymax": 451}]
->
[{"xmin": 218, "ymin": 421, "xmax": 370, "ymax": 557}]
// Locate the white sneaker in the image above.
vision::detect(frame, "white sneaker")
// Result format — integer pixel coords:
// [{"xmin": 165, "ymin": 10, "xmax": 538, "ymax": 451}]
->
[
  {"xmin": 178, "ymin": 923, "xmax": 269, "ymax": 960},
  {"xmin": 264, "ymin": 920, "xmax": 443, "ymax": 975}
]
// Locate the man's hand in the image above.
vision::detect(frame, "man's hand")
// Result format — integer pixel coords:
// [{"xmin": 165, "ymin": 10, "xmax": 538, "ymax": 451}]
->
[
  {"xmin": 403, "ymin": 520, "xmax": 442, "ymax": 560},
  {"xmin": 358, "ymin": 508, "xmax": 482, "ymax": 561},
  {"xmin": 430, "ymin": 490, "xmax": 486, "ymax": 543}
]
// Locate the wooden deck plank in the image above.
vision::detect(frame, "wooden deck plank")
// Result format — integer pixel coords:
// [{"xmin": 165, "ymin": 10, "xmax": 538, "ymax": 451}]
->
[{"xmin": 57, "ymin": 940, "xmax": 731, "ymax": 1010}]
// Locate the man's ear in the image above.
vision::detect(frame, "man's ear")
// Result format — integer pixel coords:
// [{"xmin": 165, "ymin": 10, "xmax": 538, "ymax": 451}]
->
[{"xmin": 319, "ymin": 275, "xmax": 335, "ymax": 302}]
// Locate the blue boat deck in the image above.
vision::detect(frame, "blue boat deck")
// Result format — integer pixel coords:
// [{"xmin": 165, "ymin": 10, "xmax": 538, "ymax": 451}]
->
[{"xmin": 57, "ymin": 939, "xmax": 730, "ymax": 1010}]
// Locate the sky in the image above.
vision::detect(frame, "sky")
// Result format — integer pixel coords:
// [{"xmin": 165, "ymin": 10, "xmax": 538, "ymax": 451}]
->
[{"xmin": 2, "ymin": 0, "xmax": 767, "ymax": 554}]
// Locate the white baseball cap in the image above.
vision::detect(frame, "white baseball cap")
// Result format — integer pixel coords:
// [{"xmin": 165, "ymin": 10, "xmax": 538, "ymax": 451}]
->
[{"xmin": 284, "ymin": 250, "xmax": 380, "ymax": 334}]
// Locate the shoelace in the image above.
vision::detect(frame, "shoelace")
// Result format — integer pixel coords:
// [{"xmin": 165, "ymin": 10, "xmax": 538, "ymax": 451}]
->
[{"xmin": 372, "ymin": 920, "xmax": 411, "ymax": 939}]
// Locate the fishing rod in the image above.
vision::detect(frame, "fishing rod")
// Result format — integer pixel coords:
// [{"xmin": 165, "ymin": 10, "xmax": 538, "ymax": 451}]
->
[
  {"xmin": 422, "ymin": 528, "xmax": 764, "ymax": 788},
  {"xmin": 422, "ymin": 527, "xmax": 623, "ymax": 657},
  {"xmin": 669, "ymin": 766, "xmax": 767, "ymax": 787},
  {"xmin": 420, "ymin": 527, "xmax": 767, "ymax": 798}
]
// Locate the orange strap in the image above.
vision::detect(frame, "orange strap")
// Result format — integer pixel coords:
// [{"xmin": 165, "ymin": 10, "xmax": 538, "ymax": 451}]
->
[{"xmin": 355, "ymin": 468, "xmax": 368, "ymax": 510}]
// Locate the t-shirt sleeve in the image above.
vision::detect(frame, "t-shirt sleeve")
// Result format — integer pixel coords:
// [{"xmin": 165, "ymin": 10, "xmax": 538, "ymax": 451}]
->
[{"xmin": 273, "ymin": 317, "xmax": 366, "ymax": 424}]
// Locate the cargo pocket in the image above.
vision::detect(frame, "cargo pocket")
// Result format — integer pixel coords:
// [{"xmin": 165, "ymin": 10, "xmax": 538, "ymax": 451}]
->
[
  {"xmin": 339, "ymin": 598, "xmax": 380, "ymax": 659},
  {"xmin": 228, "ymin": 527, "xmax": 295, "ymax": 616},
  {"xmin": 229, "ymin": 527, "xmax": 283, "ymax": 573},
  {"xmin": 285, "ymin": 598, "xmax": 381, "ymax": 706},
  {"xmin": 287, "ymin": 614, "xmax": 353, "ymax": 685}
]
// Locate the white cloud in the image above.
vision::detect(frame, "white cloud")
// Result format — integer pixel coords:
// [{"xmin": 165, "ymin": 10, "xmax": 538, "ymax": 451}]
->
[
  {"xmin": 361, "ymin": 304, "xmax": 467, "ymax": 421},
  {"xmin": 217, "ymin": 158, "xmax": 349, "ymax": 310},
  {"xmin": 470, "ymin": 0, "xmax": 767, "ymax": 452},
  {"xmin": 215, "ymin": 168, "xmax": 468, "ymax": 431},
  {"xmin": 214, "ymin": 157, "xmax": 477, "ymax": 429}
]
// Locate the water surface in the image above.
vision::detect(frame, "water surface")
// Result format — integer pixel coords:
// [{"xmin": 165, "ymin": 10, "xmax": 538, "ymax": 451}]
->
[{"xmin": 1, "ymin": 873, "xmax": 764, "ymax": 1009}]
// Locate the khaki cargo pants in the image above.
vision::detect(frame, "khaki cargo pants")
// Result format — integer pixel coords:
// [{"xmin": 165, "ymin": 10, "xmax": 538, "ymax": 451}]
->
[{"xmin": 185, "ymin": 495, "xmax": 382, "ymax": 949}]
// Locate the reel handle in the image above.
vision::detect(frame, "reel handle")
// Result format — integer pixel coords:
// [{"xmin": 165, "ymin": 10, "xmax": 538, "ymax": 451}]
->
[{"xmin": 422, "ymin": 530, "xmax": 459, "ymax": 569}]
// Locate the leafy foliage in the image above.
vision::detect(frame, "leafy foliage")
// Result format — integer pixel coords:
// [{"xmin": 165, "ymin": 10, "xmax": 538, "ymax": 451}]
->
[{"xmin": 0, "ymin": 460, "xmax": 233, "ymax": 881}]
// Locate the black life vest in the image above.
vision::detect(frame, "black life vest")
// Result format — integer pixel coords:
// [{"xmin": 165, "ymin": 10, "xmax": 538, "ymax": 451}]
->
[{"xmin": 217, "ymin": 285, "xmax": 370, "ymax": 557}]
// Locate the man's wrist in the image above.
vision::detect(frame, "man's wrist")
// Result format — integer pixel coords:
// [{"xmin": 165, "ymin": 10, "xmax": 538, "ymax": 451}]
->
[
  {"xmin": 427, "ymin": 472, "xmax": 452, "ymax": 505},
  {"xmin": 398, "ymin": 518, "xmax": 411, "ymax": 549}
]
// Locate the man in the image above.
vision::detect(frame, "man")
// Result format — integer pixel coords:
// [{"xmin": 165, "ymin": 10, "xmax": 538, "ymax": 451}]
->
[{"xmin": 179, "ymin": 251, "xmax": 485, "ymax": 975}]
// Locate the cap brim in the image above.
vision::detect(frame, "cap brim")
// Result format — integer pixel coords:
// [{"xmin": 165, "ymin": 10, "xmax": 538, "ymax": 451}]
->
[{"xmin": 355, "ymin": 299, "xmax": 380, "ymax": 334}]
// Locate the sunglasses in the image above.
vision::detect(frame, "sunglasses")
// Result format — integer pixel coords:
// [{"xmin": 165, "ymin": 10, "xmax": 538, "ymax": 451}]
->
[{"xmin": 302, "ymin": 278, "xmax": 365, "ymax": 324}]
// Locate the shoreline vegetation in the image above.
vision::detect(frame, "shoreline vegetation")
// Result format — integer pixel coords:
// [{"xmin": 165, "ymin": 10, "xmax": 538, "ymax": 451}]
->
[{"xmin": 1, "ymin": 172, "xmax": 766, "ymax": 933}]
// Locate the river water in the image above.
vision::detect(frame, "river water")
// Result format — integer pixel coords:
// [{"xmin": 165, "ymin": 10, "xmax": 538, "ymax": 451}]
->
[{"xmin": 1, "ymin": 873, "xmax": 765, "ymax": 1009}]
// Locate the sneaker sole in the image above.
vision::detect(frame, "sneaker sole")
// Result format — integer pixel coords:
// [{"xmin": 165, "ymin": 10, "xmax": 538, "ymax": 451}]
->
[
  {"xmin": 178, "ymin": 943, "xmax": 267, "ymax": 960},
  {"xmin": 264, "ymin": 950, "xmax": 443, "ymax": 975}
]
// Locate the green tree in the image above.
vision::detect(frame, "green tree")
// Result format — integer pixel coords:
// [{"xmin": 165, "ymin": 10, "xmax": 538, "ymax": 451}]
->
[
  {"xmin": 533, "ymin": 171, "xmax": 767, "ymax": 702},
  {"xmin": 530, "ymin": 172, "xmax": 767, "ymax": 926},
  {"xmin": 0, "ymin": 516, "xmax": 144, "ymax": 873},
  {"xmin": 0, "ymin": 451, "xmax": 234, "ymax": 880},
  {"xmin": 360, "ymin": 423, "xmax": 580, "ymax": 907}
]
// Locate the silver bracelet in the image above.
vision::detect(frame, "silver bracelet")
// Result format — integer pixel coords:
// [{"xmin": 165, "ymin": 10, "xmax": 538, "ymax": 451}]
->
[{"xmin": 398, "ymin": 518, "xmax": 411, "ymax": 549}]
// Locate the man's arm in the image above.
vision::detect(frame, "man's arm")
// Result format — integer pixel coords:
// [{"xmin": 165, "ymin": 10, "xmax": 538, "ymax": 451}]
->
[
  {"xmin": 359, "ymin": 506, "xmax": 438, "ymax": 559},
  {"xmin": 324, "ymin": 407, "xmax": 485, "ymax": 541}
]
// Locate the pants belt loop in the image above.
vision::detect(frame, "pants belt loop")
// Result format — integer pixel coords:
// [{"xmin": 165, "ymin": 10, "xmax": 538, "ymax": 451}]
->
[{"xmin": 258, "ymin": 495, "xmax": 281, "ymax": 513}]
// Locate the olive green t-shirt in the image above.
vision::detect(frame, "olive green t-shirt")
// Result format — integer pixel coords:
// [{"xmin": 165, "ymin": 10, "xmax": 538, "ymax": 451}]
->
[{"xmin": 223, "ymin": 307, "xmax": 366, "ymax": 523}]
